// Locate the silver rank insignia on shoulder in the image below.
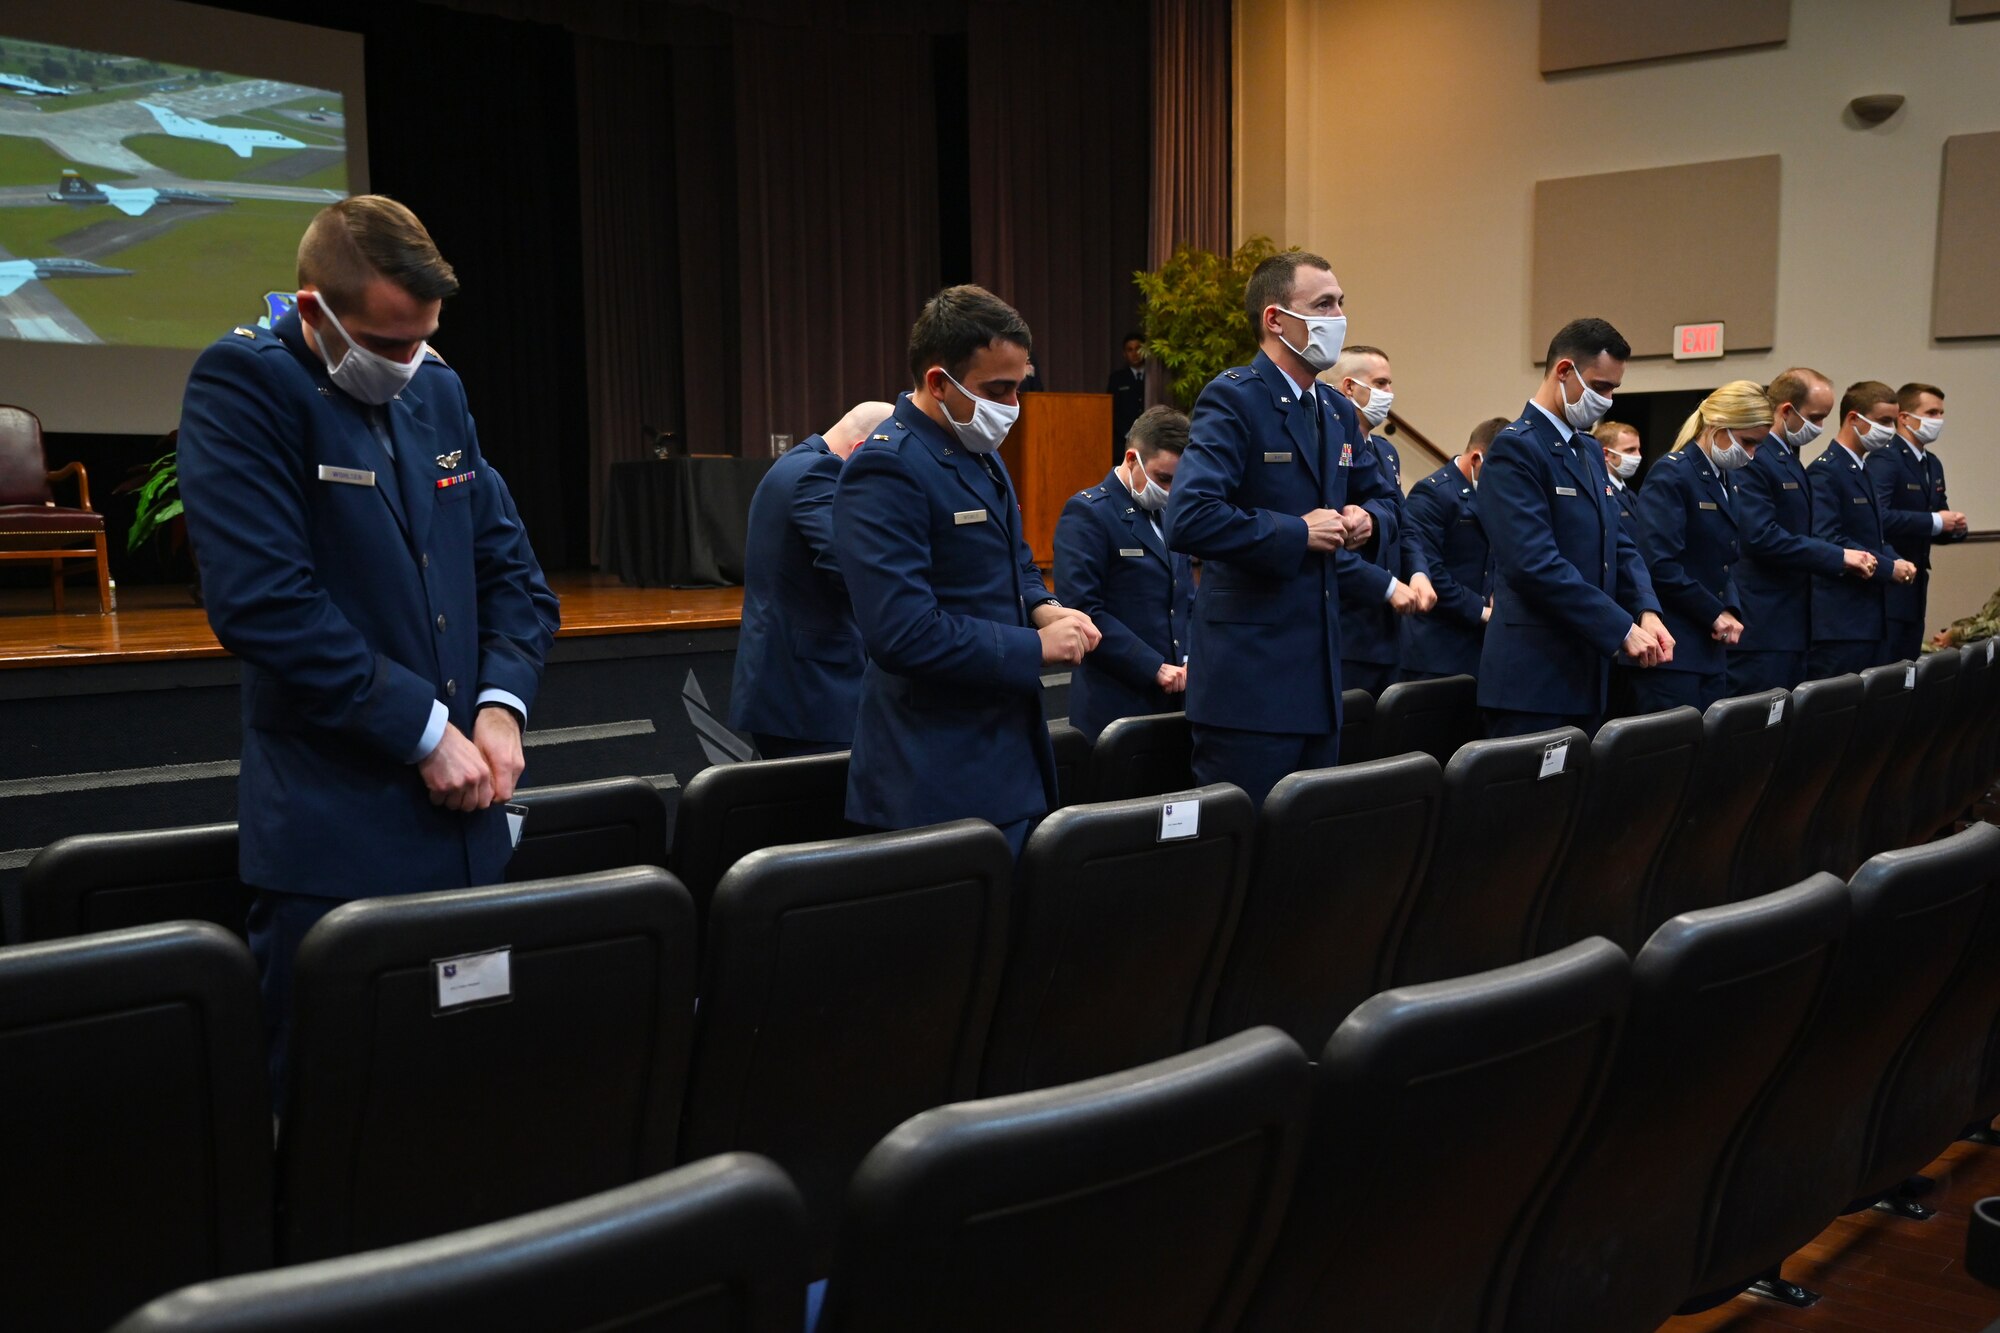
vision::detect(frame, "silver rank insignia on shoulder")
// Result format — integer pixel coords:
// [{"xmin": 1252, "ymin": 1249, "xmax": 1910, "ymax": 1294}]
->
[{"xmin": 436, "ymin": 450, "xmax": 463, "ymax": 470}]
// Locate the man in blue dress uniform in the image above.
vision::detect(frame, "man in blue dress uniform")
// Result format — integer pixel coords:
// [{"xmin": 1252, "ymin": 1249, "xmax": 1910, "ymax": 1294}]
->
[
  {"xmin": 1476, "ymin": 318, "xmax": 1671, "ymax": 737},
  {"xmin": 1164, "ymin": 249, "xmax": 1421, "ymax": 808},
  {"xmin": 178, "ymin": 196, "xmax": 559, "ymax": 1091},
  {"xmin": 1401, "ymin": 417, "xmax": 1506, "ymax": 682},
  {"xmin": 729, "ymin": 399, "xmax": 894, "ymax": 758},
  {"xmin": 1807, "ymin": 381, "xmax": 1918, "ymax": 679},
  {"xmin": 1869, "ymin": 381, "xmax": 1968, "ymax": 662},
  {"xmin": 834, "ymin": 286, "xmax": 1099, "ymax": 856},
  {"xmin": 1053, "ymin": 405, "xmax": 1196, "ymax": 741}
]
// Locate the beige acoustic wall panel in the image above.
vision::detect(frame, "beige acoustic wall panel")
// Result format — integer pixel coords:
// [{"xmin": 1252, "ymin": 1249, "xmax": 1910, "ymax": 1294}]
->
[
  {"xmin": 1530, "ymin": 155, "xmax": 1780, "ymax": 362},
  {"xmin": 1541, "ymin": 0, "xmax": 1789, "ymax": 74},
  {"xmin": 1933, "ymin": 132, "xmax": 2000, "ymax": 339},
  {"xmin": 1957, "ymin": 0, "xmax": 2000, "ymax": 19}
]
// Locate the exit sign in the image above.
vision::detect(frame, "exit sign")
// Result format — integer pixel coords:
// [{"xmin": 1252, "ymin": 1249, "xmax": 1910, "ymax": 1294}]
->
[{"xmin": 1673, "ymin": 322, "xmax": 1725, "ymax": 360}]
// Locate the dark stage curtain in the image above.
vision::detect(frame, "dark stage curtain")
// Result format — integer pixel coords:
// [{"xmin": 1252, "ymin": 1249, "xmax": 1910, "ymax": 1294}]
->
[
  {"xmin": 1150, "ymin": 0, "xmax": 1231, "ymax": 264},
  {"xmin": 966, "ymin": 0, "xmax": 1150, "ymax": 395}
]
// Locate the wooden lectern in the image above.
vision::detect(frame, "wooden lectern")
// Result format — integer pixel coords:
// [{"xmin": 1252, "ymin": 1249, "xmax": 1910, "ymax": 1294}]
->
[{"xmin": 999, "ymin": 392, "xmax": 1113, "ymax": 567}]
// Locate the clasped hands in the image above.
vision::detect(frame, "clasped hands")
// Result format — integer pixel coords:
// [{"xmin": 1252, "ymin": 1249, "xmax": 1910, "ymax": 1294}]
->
[
  {"xmin": 1035, "ymin": 602, "xmax": 1102, "ymax": 666},
  {"xmin": 1303, "ymin": 505, "xmax": 1376, "ymax": 552},
  {"xmin": 1622, "ymin": 611, "xmax": 1678, "ymax": 668},
  {"xmin": 419, "ymin": 706, "xmax": 524, "ymax": 812}
]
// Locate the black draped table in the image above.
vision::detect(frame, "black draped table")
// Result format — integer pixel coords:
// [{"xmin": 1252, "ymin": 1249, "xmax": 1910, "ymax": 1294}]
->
[{"xmin": 603, "ymin": 456, "xmax": 775, "ymax": 588}]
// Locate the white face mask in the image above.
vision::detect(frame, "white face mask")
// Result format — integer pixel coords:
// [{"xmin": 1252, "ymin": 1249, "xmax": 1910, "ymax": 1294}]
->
[
  {"xmin": 1711, "ymin": 429, "xmax": 1753, "ymax": 472},
  {"xmin": 1610, "ymin": 449, "xmax": 1641, "ymax": 480},
  {"xmin": 1855, "ymin": 415, "xmax": 1898, "ymax": 452},
  {"xmin": 1777, "ymin": 407, "xmax": 1823, "ymax": 450},
  {"xmin": 1125, "ymin": 455, "xmax": 1169, "ymax": 512},
  {"xmin": 306, "ymin": 294, "xmax": 427, "ymax": 406},
  {"xmin": 1907, "ymin": 415, "xmax": 1944, "ymax": 447},
  {"xmin": 1275, "ymin": 307, "xmax": 1347, "ymax": 372},
  {"xmin": 1559, "ymin": 362, "xmax": 1614, "ymax": 431},
  {"xmin": 938, "ymin": 368, "xmax": 1020, "ymax": 455},
  {"xmin": 1357, "ymin": 385, "xmax": 1394, "ymax": 429}
]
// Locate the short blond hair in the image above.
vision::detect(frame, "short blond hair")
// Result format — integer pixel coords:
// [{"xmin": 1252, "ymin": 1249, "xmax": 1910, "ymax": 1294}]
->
[
  {"xmin": 1674, "ymin": 380, "xmax": 1773, "ymax": 448},
  {"xmin": 1591, "ymin": 420, "xmax": 1639, "ymax": 450},
  {"xmin": 297, "ymin": 195, "xmax": 458, "ymax": 310}
]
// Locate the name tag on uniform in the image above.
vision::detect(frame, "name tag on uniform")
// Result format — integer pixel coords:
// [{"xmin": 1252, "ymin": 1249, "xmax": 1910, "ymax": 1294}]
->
[
  {"xmin": 1119, "ymin": 547, "xmax": 1145, "ymax": 557},
  {"xmin": 1782, "ymin": 482, "xmax": 1800, "ymax": 490},
  {"xmin": 1907, "ymin": 483, "xmax": 1922, "ymax": 490},
  {"xmin": 1853, "ymin": 496, "xmax": 1869, "ymax": 504},
  {"xmin": 1555, "ymin": 486, "xmax": 1578, "ymax": 497},
  {"xmin": 1263, "ymin": 452, "xmax": 1292, "ymax": 463},
  {"xmin": 1698, "ymin": 501, "xmax": 1718, "ymax": 511},
  {"xmin": 954, "ymin": 509, "xmax": 988, "ymax": 525},
  {"xmin": 317, "ymin": 464, "xmax": 375, "ymax": 487}
]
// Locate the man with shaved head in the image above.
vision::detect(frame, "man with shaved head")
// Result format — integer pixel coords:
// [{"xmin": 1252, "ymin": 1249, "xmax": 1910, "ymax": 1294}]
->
[{"xmin": 729, "ymin": 398, "xmax": 895, "ymax": 757}]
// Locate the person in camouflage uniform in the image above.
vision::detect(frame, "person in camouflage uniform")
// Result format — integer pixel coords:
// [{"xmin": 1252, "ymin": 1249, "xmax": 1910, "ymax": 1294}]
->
[{"xmin": 1931, "ymin": 586, "xmax": 2000, "ymax": 651}]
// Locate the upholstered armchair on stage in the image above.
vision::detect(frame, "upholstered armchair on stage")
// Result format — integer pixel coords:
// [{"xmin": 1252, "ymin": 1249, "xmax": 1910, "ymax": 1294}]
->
[{"xmin": 0, "ymin": 404, "xmax": 111, "ymax": 614}]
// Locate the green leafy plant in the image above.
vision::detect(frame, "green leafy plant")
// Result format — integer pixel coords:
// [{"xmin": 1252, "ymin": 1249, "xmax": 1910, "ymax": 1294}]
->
[
  {"xmin": 1133, "ymin": 234, "xmax": 1282, "ymax": 409},
  {"xmin": 126, "ymin": 448, "xmax": 181, "ymax": 554}
]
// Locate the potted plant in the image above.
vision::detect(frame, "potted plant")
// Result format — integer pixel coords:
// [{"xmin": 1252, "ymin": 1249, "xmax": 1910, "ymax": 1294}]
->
[
  {"xmin": 1133, "ymin": 234, "xmax": 1283, "ymax": 409},
  {"xmin": 116, "ymin": 429, "xmax": 200, "ymax": 603}
]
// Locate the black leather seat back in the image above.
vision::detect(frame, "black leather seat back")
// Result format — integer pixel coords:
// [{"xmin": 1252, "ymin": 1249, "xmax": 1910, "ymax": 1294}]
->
[
  {"xmin": 1209, "ymin": 754, "xmax": 1443, "ymax": 1052},
  {"xmin": 1643, "ymin": 689, "xmax": 1788, "ymax": 935},
  {"xmin": 1732, "ymin": 675, "xmax": 1862, "ymax": 900},
  {"xmin": 279, "ymin": 867, "xmax": 697, "ymax": 1262},
  {"xmin": 1948, "ymin": 645, "xmax": 1999, "ymax": 820},
  {"xmin": 1371, "ymin": 673, "xmax": 1479, "ymax": 765},
  {"xmin": 682, "ymin": 820, "xmax": 1013, "ymax": 1271},
  {"xmin": 1243, "ymin": 940, "xmax": 1629, "ymax": 1332},
  {"xmin": 1922, "ymin": 645, "xmax": 1987, "ymax": 839},
  {"xmin": 10, "ymin": 822, "xmax": 251, "ymax": 944},
  {"xmin": 1809, "ymin": 665, "xmax": 1916, "ymax": 878},
  {"xmin": 821, "ymin": 1029, "xmax": 1309, "ymax": 1333},
  {"xmin": 505, "ymin": 776, "xmax": 668, "ymax": 881},
  {"xmin": 114, "ymin": 1154, "xmax": 810, "ymax": 1333},
  {"xmin": 1338, "ymin": 686, "xmax": 1376, "ymax": 764},
  {"xmin": 1048, "ymin": 720, "xmax": 1091, "ymax": 807},
  {"xmin": 1870, "ymin": 649, "xmax": 1959, "ymax": 857},
  {"xmin": 1391, "ymin": 727, "xmax": 1590, "ymax": 984},
  {"xmin": 1088, "ymin": 709, "xmax": 1193, "ymax": 802},
  {"xmin": 1537, "ymin": 707, "xmax": 1704, "ymax": 954},
  {"xmin": 1854, "ymin": 822, "xmax": 2000, "ymax": 1204},
  {"xmin": 981, "ymin": 784, "xmax": 1256, "ymax": 1096},
  {"xmin": 0, "ymin": 923, "xmax": 271, "ymax": 1333},
  {"xmin": 1507, "ymin": 875, "xmax": 1847, "ymax": 1333},
  {"xmin": 1695, "ymin": 836, "xmax": 1992, "ymax": 1297},
  {"xmin": 668, "ymin": 751, "xmax": 852, "ymax": 920}
]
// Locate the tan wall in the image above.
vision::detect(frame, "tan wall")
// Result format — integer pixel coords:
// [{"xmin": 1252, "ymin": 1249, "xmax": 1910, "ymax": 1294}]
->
[{"xmin": 1234, "ymin": 0, "xmax": 2000, "ymax": 627}]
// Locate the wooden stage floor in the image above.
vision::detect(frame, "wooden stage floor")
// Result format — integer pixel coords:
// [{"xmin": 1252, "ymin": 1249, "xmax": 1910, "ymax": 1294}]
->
[{"xmin": 0, "ymin": 572, "xmax": 743, "ymax": 670}]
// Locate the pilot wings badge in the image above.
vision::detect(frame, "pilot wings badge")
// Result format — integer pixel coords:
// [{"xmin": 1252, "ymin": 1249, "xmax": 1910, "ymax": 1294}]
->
[{"xmin": 435, "ymin": 451, "xmax": 463, "ymax": 470}]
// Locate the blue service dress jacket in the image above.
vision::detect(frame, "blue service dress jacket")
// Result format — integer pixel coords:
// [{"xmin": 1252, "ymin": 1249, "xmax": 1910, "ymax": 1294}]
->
[
  {"xmin": 1400, "ymin": 459, "xmax": 1489, "ymax": 678},
  {"xmin": 1052, "ymin": 470, "xmax": 1196, "ymax": 741},
  {"xmin": 1339, "ymin": 433, "xmax": 1426, "ymax": 670},
  {"xmin": 1868, "ymin": 441, "xmax": 1961, "ymax": 625},
  {"xmin": 728, "ymin": 433, "xmax": 865, "ymax": 745},
  {"xmin": 1632, "ymin": 447, "xmax": 1741, "ymax": 678},
  {"xmin": 1164, "ymin": 350, "xmax": 1399, "ymax": 736},
  {"xmin": 833, "ymin": 394, "xmax": 1058, "ymax": 831},
  {"xmin": 178, "ymin": 312, "xmax": 558, "ymax": 900},
  {"xmin": 1475, "ymin": 404, "xmax": 1660, "ymax": 716},
  {"xmin": 1730, "ymin": 439, "xmax": 1846, "ymax": 655},
  {"xmin": 1807, "ymin": 443, "xmax": 1899, "ymax": 646}
]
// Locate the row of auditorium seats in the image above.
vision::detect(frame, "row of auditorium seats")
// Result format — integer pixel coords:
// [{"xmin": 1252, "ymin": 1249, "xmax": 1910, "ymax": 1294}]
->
[{"xmin": 86, "ymin": 820, "xmax": 2000, "ymax": 1331}]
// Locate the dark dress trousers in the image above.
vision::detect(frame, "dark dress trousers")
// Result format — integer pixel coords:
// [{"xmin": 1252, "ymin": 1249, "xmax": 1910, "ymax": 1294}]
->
[
  {"xmin": 1807, "ymin": 441, "xmax": 1900, "ymax": 679},
  {"xmin": 1339, "ymin": 433, "xmax": 1425, "ymax": 696},
  {"xmin": 1631, "ymin": 446, "xmax": 1740, "ymax": 712},
  {"xmin": 1399, "ymin": 459, "xmax": 1488, "ymax": 680},
  {"xmin": 1052, "ymin": 469, "xmax": 1195, "ymax": 741},
  {"xmin": 729, "ymin": 433, "xmax": 866, "ymax": 751},
  {"xmin": 1728, "ymin": 437, "xmax": 1846, "ymax": 696},
  {"xmin": 1868, "ymin": 440, "xmax": 1960, "ymax": 661}
]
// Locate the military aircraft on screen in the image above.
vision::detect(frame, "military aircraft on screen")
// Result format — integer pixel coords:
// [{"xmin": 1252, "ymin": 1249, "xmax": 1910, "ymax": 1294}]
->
[
  {"xmin": 48, "ymin": 169, "xmax": 232, "ymax": 216},
  {"xmin": 0, "ymin": 257, "xmax": 133, "ymax": 296},
  {"xmin": 0, "ymin": 72, "xmax": 72, "ymax": 96},
  {"xmin": 136, "ymin": 101, "xmax": 305, "ymax": 157}
]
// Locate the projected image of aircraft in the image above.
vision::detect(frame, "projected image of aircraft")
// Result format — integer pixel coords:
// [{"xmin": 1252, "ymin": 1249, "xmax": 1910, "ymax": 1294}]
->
[
  {"xmin": 0, "ymin": 71, "xmax": 72, "ymax": 96},
  {"xmin": 0, "ymin": 257, "xmax": 134, "ymax": 296},
  {"xmin": 136, "ymin": 101, "xmax": 305, "ymax": 158},
  {"xmin": 48, "ymin": 169, "xmax": 232, "ymax": 217}
]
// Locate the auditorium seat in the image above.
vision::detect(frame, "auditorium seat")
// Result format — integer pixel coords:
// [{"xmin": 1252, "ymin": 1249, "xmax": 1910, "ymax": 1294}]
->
[
  {"xmin": 113, "ymin": 1154, "xmax": 810, "ymax": 1333},
  {"xmin": 1242, "ymin": 939, "xmax": 1629, "ymax": 1332},
  {"xmin": 668, "ymin": 750, "xmax": 852, "ymax": 921},
  {"xmin": 1535, "ymin": 706, "xmax": 1703, "ymax": 955},
  {"xmin": 1919, "ymin": 644, "xmax": 1986, "ymax": 840},
  {"xmin": 1207, "ymin": 753, "xmax": 1443, "ymax": 1052},
  {"xmin": 1390, "ymin": 726, "xmax": 1589, "ymax": 985},
  {"xmin": 1506, "ymin": 874, "xmax": 1847, "ymax": 1333},
  {"xmin": 1088, "ymin": 708, "xmax": 1193, "ymax": 802},
  {"xmin": 1852, "ymin": 822, "xmax": 2000, "ymax": 1212},
  {"xmin": 0, "ymin": 922, "xmax": 271, "ymax": 1333},
  {"xmin": 278, "ymin": 867, "xmax": 697, "ymax": 1262},
  {"xmin": 1337, "ymin": 685, "xmax": 1376, "ymax": 764},
  {"xmin": 1807, "ymin": 663, "xmax": 1916, "ymax": 878},
  {"xmin": 1731, "ymin": 674, "xmax": 1862, "ymax": 901},
  {"xmin": 1641, "ymin": 689, "xmax": 1788, "ymax": 936},
  {"xmin": 505, "ymin": 776, "xmax": 668, "ymax": 881},
  {"xmin": 1691, "ymin": 833, "xmax": 1996, "ymax": 1306},
  {"xmin": 681, "ymin": 820, "xmax": 1013, "ymax": 1271},
  {"xmin": 1048, "ymin": 719, "xmax": 1091, "ymax": 807},
  {"xmin": 1370, "ymin": 672, "xmax": 1479, "ymax": 765},
  {"xmin": 1871, "ymin": 648, "xmax": 1959, "ymax": 856},
  {"xmin": 1950, "ymin": 642, "xmax": 2000, "ymax": 822},
  {"xmin": 980, "ymin": 784, "xmax": 1255, "ymax": 1095},
  {"xmin": 8, "ymin": 821, "xmax": 250, "ymax": 944},
  {"xmin": 818, "ymin": 1028, "xmax": 1308, "ymax": 1333}
]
